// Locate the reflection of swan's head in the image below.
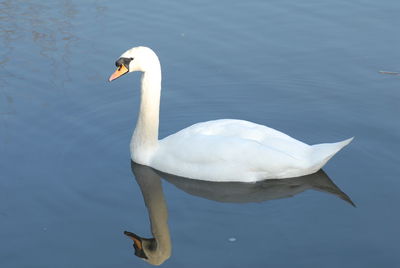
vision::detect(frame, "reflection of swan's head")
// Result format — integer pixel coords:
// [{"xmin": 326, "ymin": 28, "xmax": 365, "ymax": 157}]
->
[
  {"xmin": 126, "ymin": 162, "xmax": 172, "ymax": 266},
  {"xmin": 109, "ymin": 46, "xmax": 160, "ymax": 81},
  {"xmin": 124, "ymin": 231, "xmax": 170, "ymax": 266}
]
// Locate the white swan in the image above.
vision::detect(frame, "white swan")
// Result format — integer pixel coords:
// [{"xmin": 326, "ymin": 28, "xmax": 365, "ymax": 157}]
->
[{"xmin": 109, "ymin": 46, "xmax": 353, "ymax": 182}]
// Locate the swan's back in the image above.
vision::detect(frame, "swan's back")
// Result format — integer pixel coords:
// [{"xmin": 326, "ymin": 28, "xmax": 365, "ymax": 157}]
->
[{"xmin": 170, "ymin": 119, "xmax": 311, "ymax": 157}]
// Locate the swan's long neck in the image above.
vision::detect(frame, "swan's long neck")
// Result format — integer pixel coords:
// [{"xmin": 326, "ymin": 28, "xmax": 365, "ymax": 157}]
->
[{"xmin": 131, "ymin": 64, "xmax": 162, "ymax": 163}]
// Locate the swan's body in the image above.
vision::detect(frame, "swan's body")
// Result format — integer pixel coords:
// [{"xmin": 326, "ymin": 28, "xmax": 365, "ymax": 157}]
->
[
  {"xmin": 109, "ymin": 46, "xmax": 353, "ymax": 182},
  {"xmin": 152, "ymin": 119, "xmax": 352, "ymax": 181}
]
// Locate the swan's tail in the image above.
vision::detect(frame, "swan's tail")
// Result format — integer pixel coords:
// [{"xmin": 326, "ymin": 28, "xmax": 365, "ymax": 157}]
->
[{"xmin": 309, "ymin": 137, "xmax": 354, "ymax": 171}]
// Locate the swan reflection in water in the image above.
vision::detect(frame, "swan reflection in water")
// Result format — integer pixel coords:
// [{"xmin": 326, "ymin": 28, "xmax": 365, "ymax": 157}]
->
[{"xmin": 125, "ymin": 161, "xmax": 354, "ymax": 265}]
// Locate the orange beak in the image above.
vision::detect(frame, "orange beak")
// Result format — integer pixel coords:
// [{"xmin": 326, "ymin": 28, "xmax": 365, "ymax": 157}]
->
[{"xmin": 109, "ymin": 65, "xmax": 129, "ymax": 82}]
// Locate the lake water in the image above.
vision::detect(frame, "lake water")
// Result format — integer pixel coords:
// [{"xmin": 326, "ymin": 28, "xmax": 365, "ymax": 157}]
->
[{"xmin": 1, "ymin": 0, "xmax": 399, "ymax": 267}]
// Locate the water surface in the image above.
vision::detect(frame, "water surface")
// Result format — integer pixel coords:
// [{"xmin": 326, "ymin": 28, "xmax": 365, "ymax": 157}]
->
[{"xmin": 1, "ymin": 0, "xmax": 399, "ymax": 267}]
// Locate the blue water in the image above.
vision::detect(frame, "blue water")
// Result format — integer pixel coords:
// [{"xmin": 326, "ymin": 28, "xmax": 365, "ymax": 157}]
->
[{"xmin": 1, "ymin": 0, "xmax": 399, "ymax": 267}]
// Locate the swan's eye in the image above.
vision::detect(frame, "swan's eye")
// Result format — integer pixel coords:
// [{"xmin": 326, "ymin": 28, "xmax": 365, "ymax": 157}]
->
[{"xmin": 115, "ymin": 57, "xmax": 134, "ymax": 69}]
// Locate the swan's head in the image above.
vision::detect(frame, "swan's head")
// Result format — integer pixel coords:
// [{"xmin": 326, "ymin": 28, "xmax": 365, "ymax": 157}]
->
[
  {"xmin": 124, "ymin": 231, "xmax": 170, "ymax": 266},
  {"xmin": 109, "ymin": 46, "xmax": 160, "ymax": 82}
]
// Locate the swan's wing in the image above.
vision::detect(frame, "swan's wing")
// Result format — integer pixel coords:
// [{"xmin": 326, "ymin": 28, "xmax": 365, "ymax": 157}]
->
[
  {"xmin": 176, "ymin": 119, "xmax": 304, "ymax": 144},
  {"xmin": 151, "ymin": 119, "xmax": 352, "ymax": 182},
  {"xmin": 167, "ymin": 119, "xmax": 311, "ymax": 158},
  {"xmin": 152, "ymin": 126, "xmax": 310, "ymax": 181}
]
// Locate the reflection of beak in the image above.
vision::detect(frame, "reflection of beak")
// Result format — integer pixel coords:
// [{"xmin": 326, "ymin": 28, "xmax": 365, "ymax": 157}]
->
[
  {"xmin": 109, "ymin": 65, "xmax": 128, "ymax": 82},
  {"xmin": 124, "ymin": 231, "xmax": 143, "ymax": 250},
  {"xmin": 124, "ymin": 231, "xmax": 148, "ymax": 259}
]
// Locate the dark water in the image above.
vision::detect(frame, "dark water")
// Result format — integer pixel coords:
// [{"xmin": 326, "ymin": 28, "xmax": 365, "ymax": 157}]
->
[{"xmin": 1, "ymin": 0, "xmax": 399, "ymax": 267}]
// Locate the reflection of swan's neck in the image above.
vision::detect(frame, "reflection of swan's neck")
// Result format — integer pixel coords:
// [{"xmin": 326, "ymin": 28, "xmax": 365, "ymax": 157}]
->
[
  {"xmin": 147, "ymin": 180, "xmax": 171, "ymax": 263},
  {"xmin": 132, "ymin": 163, "xmax": 171, "ymax": 265},
  {"xmin": 131, "ymin": 66, "xmax": 161, "ymax": 163}
]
